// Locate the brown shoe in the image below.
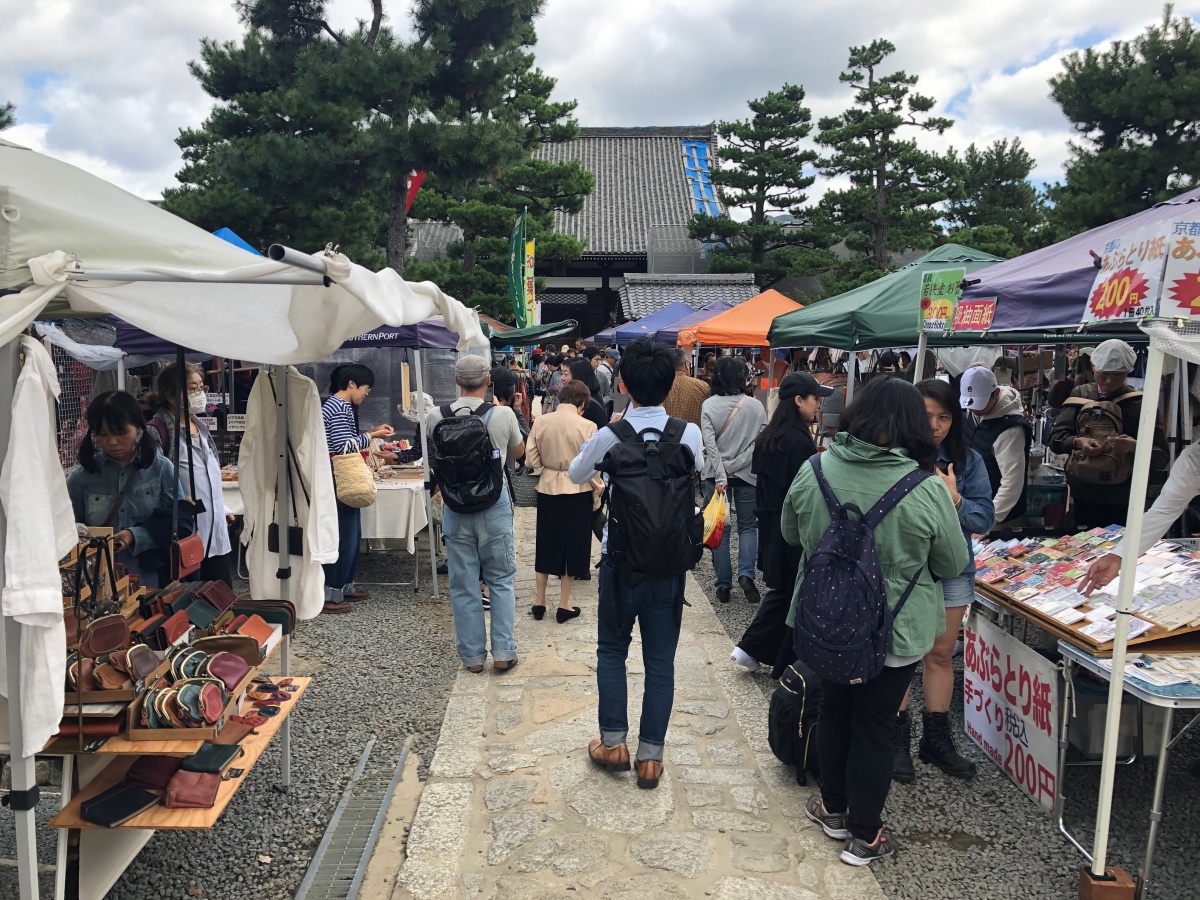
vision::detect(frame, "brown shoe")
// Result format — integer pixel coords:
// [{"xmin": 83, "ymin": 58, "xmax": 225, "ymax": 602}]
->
[
  {"xmin": 588, "ymin": 738, "xmax": 630, "ymax": 772},
  {"xmin": 466, "ymin": 664, "xmax": 484, "ymax": 674},
  {"xmin": 343, "ymin": 590, "xmax": 371, "ymax": 601},
  {"xmin": 636, "ymin": 759, "xmax": 663, "ymax": 790},
  {"xmin": 322, "ymin": 601, "xmax": 352, "ymax": 614},
  {"xmin": 493, "ymin": 657, "xmax": 519, "ymax": 673}
]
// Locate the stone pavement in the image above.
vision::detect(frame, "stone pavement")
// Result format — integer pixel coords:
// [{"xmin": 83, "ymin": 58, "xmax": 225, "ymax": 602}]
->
[{"xmin": 393, "ymin": 508, "xmax": 886, "ymax": 900}]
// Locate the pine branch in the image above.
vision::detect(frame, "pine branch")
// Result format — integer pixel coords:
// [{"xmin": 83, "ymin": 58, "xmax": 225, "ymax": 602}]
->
[
  {"xmin": 297, "ymin": 16, "xmax": 348, "ymax": 48},
  {"xmin": 366, "ymin": 0, "xmax": 383, "ymax": 46}
]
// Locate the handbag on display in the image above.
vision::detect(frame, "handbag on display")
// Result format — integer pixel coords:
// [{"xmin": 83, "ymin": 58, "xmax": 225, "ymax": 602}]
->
[
  {"xmin": 264, "ymin": 382, "xmax": 310, "ymax": 556},
  {"xmin": 80, "ymin": 782, "xmax": 159, "ymax": 827},
  {"xmin": 164, "ymin": 770, "xmax": 222, "ymax": 809},
  {"xmin": 170, "ymin": 353, "xmax": 207, "ymax": 581},
  {"xmin": 331, "ymin": 440, "xmax": 378, "ymax": 508}
]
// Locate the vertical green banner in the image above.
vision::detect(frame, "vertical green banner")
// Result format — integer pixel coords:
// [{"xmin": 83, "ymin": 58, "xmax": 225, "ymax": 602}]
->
[{"xmin": 508, "ymin": 211, "xmax": 527, "ymax": 327}]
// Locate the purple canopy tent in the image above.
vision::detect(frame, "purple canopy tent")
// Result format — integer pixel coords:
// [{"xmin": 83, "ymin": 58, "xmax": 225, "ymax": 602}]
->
[
  {"xmin": 612, "ymin": 302, "xmax": 695, "ymax": 345},
  {"xmin": 341, "ymin": 319, "xmax": 460, "ymax": 350},
  {"xmin": 966, "ymin": 186, "xmax": 1200, "ymax": 331},
  {"xmin": 654, "ymin": 299, "xmax": 735, "ymax": 345}
]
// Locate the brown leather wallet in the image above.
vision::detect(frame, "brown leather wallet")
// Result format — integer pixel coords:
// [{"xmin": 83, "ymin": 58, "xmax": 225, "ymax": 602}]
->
[
  {"xmin": 93, "ymin": 663, "xmax": 132, "ymax": 692},
  {"xmin": 236, "ymin": 615, "xmax": 275, "ymax": 649},
  {"xmin": 164, "ymin": 770, "xmax": 221, "ymax": 809},
  {"xmin": 211, "ymin": 721, "xmax": 257, "ymax": 746},
  {"xmin": 158, "ymin": 610, "xmax": 190, "ymax": 648},
  {"xmin": 79, "ymin": 614, "xmax": 130, "ymax": 660},
  {"xmin": 193, "ymin": 634, "xmax": 260, "ymax": 667},
  {"xmin": 125, "ymin": 754, "xmax": 183, "ymax": 791}
]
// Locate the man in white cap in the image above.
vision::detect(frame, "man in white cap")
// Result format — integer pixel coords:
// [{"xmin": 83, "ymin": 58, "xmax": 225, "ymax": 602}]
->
[
  {"xmin": 1049, "ymin": 339, "xmax": 1167, "ymax": 527},
  {"xmin": 960, "ymin": 364, "xmax": 1031, "ymax": 527}
]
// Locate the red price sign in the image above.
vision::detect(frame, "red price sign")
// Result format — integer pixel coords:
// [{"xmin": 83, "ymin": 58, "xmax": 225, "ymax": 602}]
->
[{"xmin": 1087, "ymin": 266, "xmax": 1150, "ymax": 321}]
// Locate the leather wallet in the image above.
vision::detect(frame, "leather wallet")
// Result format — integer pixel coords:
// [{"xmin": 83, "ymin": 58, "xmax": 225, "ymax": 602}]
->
[
  {"xmin": 195, "ymin": 580, "xmax": 236, "ymax": 613},
  {"xmin": 93, "ymin": 663, "xmax": 132, "ymax": 692},
  {"xmin": 168, "ymin": 591, "xmax": 196, "ymax": 616},
  {"xmin": 231, "ymin": 600, "xmax": 296, "ymax": 635},
  {"xmin": 157, "ymin": 610, "xmax": 191, "ymax": 649},
  {"xmin": 193, "ymin": 634, "xmax": 260, "ymax": 666},
  {"xmin": 200, "ymin": 651, "xmax": 250, "ymax": 693},
  {"xmin": 236, "ymin": 615, "xmax": 275, "ymax": 649},
  {"xmin": 186, "ymin": 598, "xmax": 221, "ymax": 631},
  {"xmin": 67, "ymin": 655, "xmax": 95, "ymax": 692},
  {"xmin": 181, "ymin": 742, "xmax": 244, "ymax": 775},
  {"xmin": 80, "ymin": 782, "xmax": 159, "ymax": 827},
  {"xmin": 164, "ymin": 770, "xmax": 221, "ymax": 809},
  {"xmin": 125, "ymin": 754, "xmax": 183, "ymax": 791},
  {"xmin": 212, "ymin": 721, "xmax": 257, "ymax": 746},
  {"xmin": 132, "ymin": 614, "xmax": 168, "ymax": 650}
]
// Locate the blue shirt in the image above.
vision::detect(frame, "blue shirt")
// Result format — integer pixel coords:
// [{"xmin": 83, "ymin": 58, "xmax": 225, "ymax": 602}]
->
[
  {"xmin": 568, "ymin": 405, "xmax": 705, "ymax": 553},
  {"xmin": 66, "ymin": 452, "xmax": 183, "ymax": 586},
  {"xmin": 322, "ymin": 395, "xmax": 368, "ymax": 455},
  {"xmin": 939, "ymin": 445, "xmax": 995, "ymax": 576}
]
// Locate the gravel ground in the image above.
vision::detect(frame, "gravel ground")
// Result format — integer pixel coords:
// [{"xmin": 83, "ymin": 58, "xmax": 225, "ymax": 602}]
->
[
  {"xmin": 0, "ymin": 545, "xmax": 458, "ymax": 900},
  {"xmin": 697, "ymin": 530, "xmax": 1200, "ymax": 900}
]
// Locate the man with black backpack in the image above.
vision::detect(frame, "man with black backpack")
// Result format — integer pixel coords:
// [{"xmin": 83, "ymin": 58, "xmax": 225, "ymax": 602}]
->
[
  {"xmin": 426, "ymin": 355, "xmax": 526, "ymax": 674},
  {"xmin": 568, "ymin": 338, "xmax": 705, "ymax": 790}
]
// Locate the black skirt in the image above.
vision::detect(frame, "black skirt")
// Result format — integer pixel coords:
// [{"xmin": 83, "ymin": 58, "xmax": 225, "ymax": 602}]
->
[
  {"xmin": 535, "ymin": 491, "xmax": 594, "ymax": 577},
  {"xmin": 757, "ymin": 510, "xmax": 804, "ymax": 591}
]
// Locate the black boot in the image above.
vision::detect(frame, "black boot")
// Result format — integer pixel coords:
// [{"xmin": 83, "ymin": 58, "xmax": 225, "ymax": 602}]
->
[
  {"xmin": 919, "ymin": 710, "xmax": 977, "ymax": 779},
  {"xmin": 893, "ymin": 710, "xmax": 915, "ymax": 783}
]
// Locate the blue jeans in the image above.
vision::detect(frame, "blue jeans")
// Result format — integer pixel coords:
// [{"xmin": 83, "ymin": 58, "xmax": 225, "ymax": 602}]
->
[
  {"xmin": 322, "ymin": 500, "xmax": 362, "ymax": 600},
  {"xmin": 443, "ymin": 493, "xmax": 517, "ymax": 667},
  {"xmin": 596, "ymin": 557, "xmax": 685, "ymax": 762},
  {"xmin": 704, "ymin": 478, "xmax": 757, "ymax": 589}
]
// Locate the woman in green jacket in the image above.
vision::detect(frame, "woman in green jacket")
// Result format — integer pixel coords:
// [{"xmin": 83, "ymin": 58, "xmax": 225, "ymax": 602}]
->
[{"xmin": 784, "ymin": 377, "xmax": 969, "ymax": 867}]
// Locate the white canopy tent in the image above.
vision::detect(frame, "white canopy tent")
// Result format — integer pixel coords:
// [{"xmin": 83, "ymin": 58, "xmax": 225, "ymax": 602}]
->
[{"xmin": 0, "ymin": 138, "xmax": 486, "ymax": 900}]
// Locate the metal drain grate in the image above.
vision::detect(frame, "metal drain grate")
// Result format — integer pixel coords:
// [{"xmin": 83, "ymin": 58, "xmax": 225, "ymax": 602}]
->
[{"xmin": 295, "ymin": 736, "xmax": 411, "ymax": 900}]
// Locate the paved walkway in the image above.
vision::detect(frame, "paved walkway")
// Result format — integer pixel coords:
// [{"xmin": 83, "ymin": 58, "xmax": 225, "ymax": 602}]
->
[{"xmin": 393, "ymin": 508, "xmax": 885, "ymax": 900}]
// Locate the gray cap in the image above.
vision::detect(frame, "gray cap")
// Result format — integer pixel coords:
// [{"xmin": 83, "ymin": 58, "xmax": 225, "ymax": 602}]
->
[
  {"xmin": 454, "ymin": 354, "xmax": 491, "ymax": 382},
  {"xmin": 1090, "ymin": 339, "xmax": 1137, "ymax": 373}
]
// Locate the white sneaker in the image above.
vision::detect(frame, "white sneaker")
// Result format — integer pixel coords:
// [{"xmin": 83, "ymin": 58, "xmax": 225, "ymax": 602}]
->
[{"xmin": 730, "ymin": 647, "xmax": 762, "ymax": 672}]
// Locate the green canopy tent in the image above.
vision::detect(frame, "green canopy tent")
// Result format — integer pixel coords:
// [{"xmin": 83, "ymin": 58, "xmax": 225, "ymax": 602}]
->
[{"xmin": 490, "ymin": 319, "xmax": 579, "ymax": 349}]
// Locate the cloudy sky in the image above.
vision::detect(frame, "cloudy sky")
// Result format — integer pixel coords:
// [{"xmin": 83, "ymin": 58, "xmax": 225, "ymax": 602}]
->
[{"xmin": 0, "ymin": 1, "xmax": 1190, "ymax": 204}]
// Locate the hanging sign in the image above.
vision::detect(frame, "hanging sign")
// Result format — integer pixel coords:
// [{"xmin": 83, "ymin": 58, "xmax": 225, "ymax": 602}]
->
[
  {"xmin": 224, "ymin": 414, "xmax": 246, "ymax": 433},
  {"xmin": 1158, "ymin": 220, "xmax": 1200, "ymax": 319},
  {"xmin": 963, "ymin": 611, "xmax": 1059, "ymax": 812},
  {"xmin": 1082, "ymin": 225, "xmax": 1168, "ymax": 324},
  {"xmin": 524, "ymin": 240, "xmax": 538, "ymax": 327},
  {"xmin": 508, "ymin": 212, "xmax": 527, "ymax": 327},
  {"xmin": 918, "ymin": 267, "xmax": 966, "ymax": 333},
  {"xmin": 950, "ymin": 297, "xmax": 996, "ymax": 332}
]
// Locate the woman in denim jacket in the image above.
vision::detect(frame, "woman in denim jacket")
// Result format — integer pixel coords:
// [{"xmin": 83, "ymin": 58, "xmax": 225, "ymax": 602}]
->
[
  {"xmin": 67, "ymin": 391, "xmax": 181, "ymax": 588},
  {"xmin": 893, "ymin": 379, "xmax": 996, "ymax": 783}
]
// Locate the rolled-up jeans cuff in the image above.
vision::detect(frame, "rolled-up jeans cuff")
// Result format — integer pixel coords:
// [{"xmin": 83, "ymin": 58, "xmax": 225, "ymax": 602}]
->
[
  {"xmin": 325, "ymin": 586, "xmax": 344, "ymax": 604},
  {"xmin": 600, "ymin": 729, "xmax": 627, "ymax": 748},
  {"xmin": 636, "ymin": 740, "xmax": 664, "ymax": 762},
  {"xmin": 461, "ymin": 653, "xmax": 487, "ymax": 668}
]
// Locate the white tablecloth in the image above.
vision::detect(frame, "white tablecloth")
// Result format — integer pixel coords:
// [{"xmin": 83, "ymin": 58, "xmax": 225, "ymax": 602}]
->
[{"xmin": 223, "ymin": 479, "xmax": 430, "ymax": 553}]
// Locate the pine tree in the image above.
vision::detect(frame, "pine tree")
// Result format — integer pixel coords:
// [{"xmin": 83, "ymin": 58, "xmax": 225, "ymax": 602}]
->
[
  {"xmin": 944, "ymin": 139, "xmax": 1046, "ymax": 257},
  {"xmin": 163, "ymin": 0, "xmax": 547, "ymax": 275},
  {"xmin": 0, "ymin": 102, "xmax": 14, "ymax": 131},
  {"xmin": 688, "ymin": 84, "xmax": 830, "ymax": 287},
  {"xmin": 817, "ymin": 39, "xmax": 954, "ymax": 271},
  {"xmin": 1047, "ymin": 5, "xmax": 1200, "ymax": 236}
]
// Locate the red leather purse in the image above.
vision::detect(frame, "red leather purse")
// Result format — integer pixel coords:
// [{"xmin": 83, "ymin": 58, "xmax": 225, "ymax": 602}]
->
[{"xmin": 201, "ymin": 651, "xmax": 250, "ymax": 693}]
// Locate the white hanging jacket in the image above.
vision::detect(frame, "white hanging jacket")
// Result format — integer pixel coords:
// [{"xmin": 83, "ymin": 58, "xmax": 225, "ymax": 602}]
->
[
  {"xmin": 239, "ymin": 368, "xmax": 338, "ymax": 621},
  {"xmin": 0, "ymin": 337, "xmax": 78, "ymax": 755}
]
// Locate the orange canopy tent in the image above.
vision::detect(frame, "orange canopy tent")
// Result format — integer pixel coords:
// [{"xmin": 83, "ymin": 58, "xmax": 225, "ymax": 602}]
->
[{"xmin": 677, "ymin": 288, "xmax": 802, "ymax": 347}]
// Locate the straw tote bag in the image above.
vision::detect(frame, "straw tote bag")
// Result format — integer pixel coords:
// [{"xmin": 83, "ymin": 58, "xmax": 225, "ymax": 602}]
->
[{"xmin": 332, "ymin": 441, "xmax": 378, "ymax": 508}]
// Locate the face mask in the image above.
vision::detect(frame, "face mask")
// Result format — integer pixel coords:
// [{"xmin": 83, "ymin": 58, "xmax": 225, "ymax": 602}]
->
[{"xmin": 188, "ymin": 392, "xmax": 208, "ymax": 415}]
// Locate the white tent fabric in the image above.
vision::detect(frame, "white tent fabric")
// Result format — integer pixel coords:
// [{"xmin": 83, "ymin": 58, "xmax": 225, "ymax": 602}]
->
[{"xmin": 0, "ymin": 139, "xmax": 489, "ymax": 362}]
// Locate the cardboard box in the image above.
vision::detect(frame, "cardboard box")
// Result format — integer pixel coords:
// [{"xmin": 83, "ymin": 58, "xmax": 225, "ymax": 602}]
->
[{"xmin": 1068, "ymin": 679, "xmax": 1169, "ymax": 758}]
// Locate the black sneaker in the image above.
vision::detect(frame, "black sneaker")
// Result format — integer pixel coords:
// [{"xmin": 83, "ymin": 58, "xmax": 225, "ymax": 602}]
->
[
  {"xmin": 482, "ymin": 595, "xmax": 491, "ymax": 612},
  {"xmin": 738, "ymin": 576, "xmax": 761, "ymax": 604},
  {"xmin": 804, "ymin": 794, "xmax": 849, "ymax": 840},
  {"xmin": 716, "ymin": 586, "xmax": 731, "ymax": 604},
  {"xmin": 840, "ymin": 828, "xmax": 896, "ymax": 867}
]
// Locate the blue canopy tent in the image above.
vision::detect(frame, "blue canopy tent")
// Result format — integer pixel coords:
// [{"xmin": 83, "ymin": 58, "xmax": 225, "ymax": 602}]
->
[
  {"xmin": 654, "ymin": 299, "xmax": 735, "ymax": 345},
  {"xmin": 586, "ymin": 325, "xmax": 619, "ymax": 347},
  {"xmin": 212, "ymin": 227, "xmax": 260, "ymax": 255},
  {"xmin": 612, "ymin": 302, "xmax": 695, "ymax": 346}
]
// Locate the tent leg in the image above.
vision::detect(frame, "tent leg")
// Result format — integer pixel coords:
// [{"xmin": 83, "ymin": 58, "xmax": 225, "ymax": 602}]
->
[
  {"xmin": 413, "ymin": 350, "xmax": 438, "ymax": 598},
  {"xmin": 845, "ymin": 351, "xmax": 857, "ymax": 407},
  {"xmin": 1090, "ymin": 342, "xmax": 1166, "ymax": 877},
  {"xmin": 0, "ymin": 338, "xmax": 38, "ymax": 900},
  {"xmin": 273, "ymin": 365, "xmax": 292, "ymax": 792},
  {"xmin": 1169, "ymin": 357, "xmax": 1181, "ymax": 465},
  {"xmin": 913, "ymin": 331, "xmax": 928, "ymax": 382},
  {"xmin": 116, "ymin": 354, "xmax": 126, "ymax": 392}
]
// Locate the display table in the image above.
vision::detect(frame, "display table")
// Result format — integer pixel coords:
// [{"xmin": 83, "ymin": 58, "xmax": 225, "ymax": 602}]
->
[
  {"xmin": 1055, "ymin": 644, "xmax": 1200, "ymax": 899},
  {"xmin": 223, "ymin": 479, "xmax": 429, "ymax": 551}
]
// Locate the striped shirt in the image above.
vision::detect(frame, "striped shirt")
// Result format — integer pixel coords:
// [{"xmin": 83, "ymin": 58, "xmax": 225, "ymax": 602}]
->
[{"xmin": 322, "ymin": 395, "xmax": 368, "ymax": 455}]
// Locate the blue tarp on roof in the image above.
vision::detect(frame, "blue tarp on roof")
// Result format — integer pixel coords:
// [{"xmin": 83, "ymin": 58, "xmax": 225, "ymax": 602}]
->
[{"xmin": 212, "ymin": 227, "xmax": 261, "ymax": 255}]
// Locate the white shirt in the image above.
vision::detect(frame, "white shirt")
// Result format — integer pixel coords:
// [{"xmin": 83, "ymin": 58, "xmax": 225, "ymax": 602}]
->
[
  {"xmin": 1113, "ymin": 442, "xmax": 1200, "ymax": 560},
  {"xmin": 0, "ymin": 337, "xmax": 79, "ymax": 756},
  {"xmin": 568, "ymin": 404, "xmax": 704, "ymax": 553}
]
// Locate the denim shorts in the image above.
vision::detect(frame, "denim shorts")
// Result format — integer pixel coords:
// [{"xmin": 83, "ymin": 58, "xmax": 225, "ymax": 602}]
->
[{"xmin": 941, "ymin": 572, "xmax": 975, "ymax": 608}]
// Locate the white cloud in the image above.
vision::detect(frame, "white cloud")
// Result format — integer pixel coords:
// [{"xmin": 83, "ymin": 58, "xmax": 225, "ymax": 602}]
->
[{"xmin": 0, "ymin": 0, "xmax": 1193, "ymax": 203}]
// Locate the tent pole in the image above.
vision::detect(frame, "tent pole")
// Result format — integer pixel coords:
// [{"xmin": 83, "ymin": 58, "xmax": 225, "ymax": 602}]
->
[
  {"xmin": 273, "ymin": 365, "xmax": 292, "ymax": 791},
  {"xmin": 116, "ymin": 354, "xmax": 126, "ymax": 392},
  {"xmin": 1168, "ymin": 357, "xmax": 1181, "ymax": 465},
  {"xmin": 413, "ymin": 349, "xmax": 438, "ymax": 597},
  {"xmin": 845, "ymin": 351, "xmax": 857, "ymax": 407},
  {"xmin": 0, "ymin": 339, "xmax": 37, "ymax": 900},
  {"xmin": 1090, "ymin": 341, "xmax": 1166, "ymax": 876},
  {"xmin": 913, "ymin": 331, "xmax": 928, "ymax": 382}
]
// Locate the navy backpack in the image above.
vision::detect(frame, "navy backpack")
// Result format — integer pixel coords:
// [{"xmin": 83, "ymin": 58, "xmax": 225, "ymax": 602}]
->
[{"xmin": 792, "ymin": 455, "xmax": 930, "ymax": 685}]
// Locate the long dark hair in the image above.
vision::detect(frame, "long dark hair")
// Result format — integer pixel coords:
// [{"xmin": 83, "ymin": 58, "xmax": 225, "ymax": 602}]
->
[
  {"xmin": 838, "ymin": 377, "xmax": 937, "ymax": 471},
  {"xmin": 568, "ymin": 359, "xmax": 602, "ymax": 400},
  {"xmin": 755, "ymin": 394, "xmax": 807, "ymax": 454},
  {"xmin": 78, "ymin": 391, "xmax": 157, "ymax": 473},
  {"xmin": 916, "ymin": 378, "xmax": 966, "ymax": 473},
  {"xmin": 711, "ymin": 356, "xmax": 750, "ymax": 397}
]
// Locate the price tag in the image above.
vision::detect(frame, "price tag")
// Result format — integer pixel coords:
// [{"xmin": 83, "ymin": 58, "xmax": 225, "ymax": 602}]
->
[{"xmin": 225, "ymin": 415, "xmax": 247, "ymax": 433}]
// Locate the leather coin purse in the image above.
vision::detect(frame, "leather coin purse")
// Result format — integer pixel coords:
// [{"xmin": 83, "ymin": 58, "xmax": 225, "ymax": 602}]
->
[{"xmin": 164, "ymin": 770, "xmax": 221, "ymax": 809}]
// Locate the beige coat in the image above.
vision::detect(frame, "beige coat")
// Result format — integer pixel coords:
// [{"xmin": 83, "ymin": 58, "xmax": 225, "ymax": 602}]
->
[{"xmin": 527, "ymin": 405, "xmax": 604, "ymax": 504}]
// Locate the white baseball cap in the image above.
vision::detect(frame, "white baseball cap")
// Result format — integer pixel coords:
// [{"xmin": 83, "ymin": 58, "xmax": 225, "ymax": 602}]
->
[{"xmin": 960, "ymin": 365, "xmax": 998, "ymax": 410}]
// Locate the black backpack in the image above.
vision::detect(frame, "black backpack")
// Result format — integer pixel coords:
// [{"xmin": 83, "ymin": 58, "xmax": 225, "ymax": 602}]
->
[
  {"xmin": 430, "ymin": 403, "xmax": 504, "ymax": 514},
  {"xmin": 595, "ymin": 417, "xmax": 703, "ymax": 585},
  {"xmin": 768, "ymin": 661, "xmax": 822, "ymax": 785},
  {"xmin": 792, "ymin": 455, "xmax": 930, "ymax": 685}
]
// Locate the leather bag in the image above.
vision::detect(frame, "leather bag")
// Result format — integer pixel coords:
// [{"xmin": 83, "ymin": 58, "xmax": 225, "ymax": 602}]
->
[
  {"xmin": 164, "ymin": 770, "xmax": 221, "ymax": 809},
  {"xmin": 181, "ymin": 742, "xmax": 244, "ymax": 775},
  {"xmin": 201, "ymin": 651, "xmax": 250, "ymax": 693},
  {"xmin": 193, "ymin": 634, "xmax": 261, "ymax": 666},
  {"xmin": 79, "ymin": 614, "xmax": 130, "ymax": 660},
  {"xmin": 125, "ymin": 755, "xmax": 183, "ymax": 791},
  {"xmin": 80, "ymin": 782, "xmax": 159, "ymax": 827}
]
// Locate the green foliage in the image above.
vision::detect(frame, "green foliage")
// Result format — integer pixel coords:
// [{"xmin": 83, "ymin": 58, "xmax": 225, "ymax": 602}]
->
[
  {"xmin": 944, "ymin": 139, "xmax": 1046, "ymax": 257},
  {"xmin": 163, "ymin": 0, "xmax": 560, "ymax": 283},
  {"xmin": 1047, "ymin": 5, "xmax": 1200, "ymax": 236},
  {"xmin": 688, "ymin": 84, "xmax": 831, "ymax": 287},
  {"xmin": 0, "ymin": 102, "xmax": 14, "ymax": 131},
  {"xmin": 816, "ymin": 39, "xmax": 955, "ymax": 272}
]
